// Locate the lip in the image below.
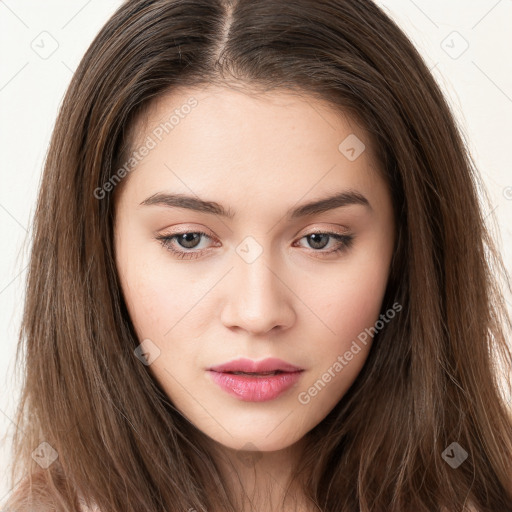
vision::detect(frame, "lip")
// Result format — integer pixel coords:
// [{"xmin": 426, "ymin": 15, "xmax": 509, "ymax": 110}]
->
[
  {"xmin": 208, "ymin": 357, "xmax": 303, "ymax": 373},
  {"xmin": 207, "ymin": 357, "xmax": 304, "ymax": 402}
]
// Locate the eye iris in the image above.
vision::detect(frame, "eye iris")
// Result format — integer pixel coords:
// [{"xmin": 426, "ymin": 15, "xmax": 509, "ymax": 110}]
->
[
  {"xmin": 308, "ymin": 233, "xmax": 329, "ymax": 249},
  {"xmin": 165, "ymin": 231, "xmax": 345, "ymax": 254},
  {"xmin": 178, "ymin": 233, "xmax": 201, "ymax": 249}
]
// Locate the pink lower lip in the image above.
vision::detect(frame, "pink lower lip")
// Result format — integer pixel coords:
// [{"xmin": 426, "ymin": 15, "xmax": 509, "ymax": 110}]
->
[{"xmin": 207, "ymin": 370, "xmax": 303, "ymax": 402}]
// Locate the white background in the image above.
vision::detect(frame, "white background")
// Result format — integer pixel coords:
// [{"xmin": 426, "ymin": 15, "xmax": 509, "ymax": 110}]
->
[{"xmin": 1, "ymin": 0, "xmax": 511, "ymax": 501}]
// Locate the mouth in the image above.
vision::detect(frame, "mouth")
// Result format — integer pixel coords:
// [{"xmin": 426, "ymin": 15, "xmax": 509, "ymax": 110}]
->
[
  {"xmin": 207, "ymin": 357, "xmax": 303, "ymax": 374},
  {"xmin": 206, "ymin": 358, "xmax": 304, "ymax": 402},
  {"xmin": 223, "ymin": 370, "xmax": 287, "ymax": 376}
]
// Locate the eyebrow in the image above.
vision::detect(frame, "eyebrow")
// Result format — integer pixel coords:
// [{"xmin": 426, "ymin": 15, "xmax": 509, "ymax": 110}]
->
[{"xmin": 139, "ymin": 190, "xmax": 371, "ymax": 219}]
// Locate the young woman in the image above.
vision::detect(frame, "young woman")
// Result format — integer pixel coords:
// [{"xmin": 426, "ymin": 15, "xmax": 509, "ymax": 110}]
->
[{"xmin": 4, "ymin": 0, "xmax": 512, "ymax": 511}]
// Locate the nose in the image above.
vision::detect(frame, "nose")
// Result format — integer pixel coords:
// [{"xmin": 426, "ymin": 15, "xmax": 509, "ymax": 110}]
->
[{"xmin": 220, "ymin": 250, "xmax": 295, "ymax": 335}]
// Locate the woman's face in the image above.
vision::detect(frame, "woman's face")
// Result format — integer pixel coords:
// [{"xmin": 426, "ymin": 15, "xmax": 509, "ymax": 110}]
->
[{"xmin": 114, "ymin": 85, "xmax": 395, "ymax": 452}]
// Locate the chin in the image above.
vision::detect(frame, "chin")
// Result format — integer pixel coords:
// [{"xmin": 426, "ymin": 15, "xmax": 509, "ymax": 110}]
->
[{"xmin": 203, "ymin": 425, "xmax": 305, "ymax": 454}]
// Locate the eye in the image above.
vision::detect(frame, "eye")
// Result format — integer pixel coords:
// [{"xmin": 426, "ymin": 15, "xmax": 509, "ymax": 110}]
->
[
  {"xmin": 295, "ymin": 232, "xmax": 354, "ymax": 256},
  {"xmin": 156, "ymin": 230, "xmax": 213, "ymax": 260},
  {"xmin": 155, "ymin": 230, "xmax": 354, "ymax": 260}
]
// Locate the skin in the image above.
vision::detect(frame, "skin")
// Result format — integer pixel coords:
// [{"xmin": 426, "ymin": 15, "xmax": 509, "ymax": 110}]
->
[{"xmin": 113, "ymin": 84, "xmax": 395, "ymax": 511}]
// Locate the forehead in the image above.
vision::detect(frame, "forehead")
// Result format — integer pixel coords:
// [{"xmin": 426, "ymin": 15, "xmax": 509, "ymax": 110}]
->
[{"xmin": 117, "ymin": 85, "xmax": 387, "ymax": 214}]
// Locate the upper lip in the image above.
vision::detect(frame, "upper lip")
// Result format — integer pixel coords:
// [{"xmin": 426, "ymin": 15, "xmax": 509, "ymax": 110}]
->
[{"xmin": 208, "ymin": 357, "xmax": 303, "ymax": 373}]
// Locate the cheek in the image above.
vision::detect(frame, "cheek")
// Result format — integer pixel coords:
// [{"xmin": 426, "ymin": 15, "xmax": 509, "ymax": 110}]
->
[
  {"xmin": 119, "ymin": 258, "xmax": 204, "ymax": 344},
  {"xmin": 311, "ymin": 252, "xmax": 391, "ymax": 349},
  {"xmin": 115, "ymin": 218, "xmax": 208, "ymax": 343},
  {"xmin": 295, "ymin": 248, "xmax": 391, "ymax": 408},
  {"xmin": 117, "ymin": 258, "xmax": 161, "ymax": 342}
]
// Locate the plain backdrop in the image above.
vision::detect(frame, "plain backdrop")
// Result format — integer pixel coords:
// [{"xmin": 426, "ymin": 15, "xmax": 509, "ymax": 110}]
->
[{"xmin": 1, "ymin": 0, "xmax": 511, "ymax": 501}]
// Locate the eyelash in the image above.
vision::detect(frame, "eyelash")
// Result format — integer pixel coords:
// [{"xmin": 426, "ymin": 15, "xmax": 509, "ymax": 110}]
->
[{"xmin": 155, "ymin": 230, "xmax": 354, "ymax": 260}]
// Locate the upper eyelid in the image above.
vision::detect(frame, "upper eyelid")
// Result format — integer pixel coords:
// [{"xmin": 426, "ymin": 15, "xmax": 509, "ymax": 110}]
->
[
  {"xmin": 157, "ymin": 223, "xmax": 350, "ymax": 237},
  {"xmin": 158, "ymin": 228, "xmax": 351, "ymax": 246}
]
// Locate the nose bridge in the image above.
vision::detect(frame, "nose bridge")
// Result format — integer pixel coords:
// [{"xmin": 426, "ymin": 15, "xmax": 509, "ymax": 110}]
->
[{"xmin": 221, "ymin": 236, "xmax": 294, "ymax": 333}]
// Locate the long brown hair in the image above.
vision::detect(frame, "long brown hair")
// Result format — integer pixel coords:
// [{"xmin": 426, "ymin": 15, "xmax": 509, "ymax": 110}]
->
[{"xmin": 4, "ymin": 0, "xmax": 512, "ymax": 510}]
